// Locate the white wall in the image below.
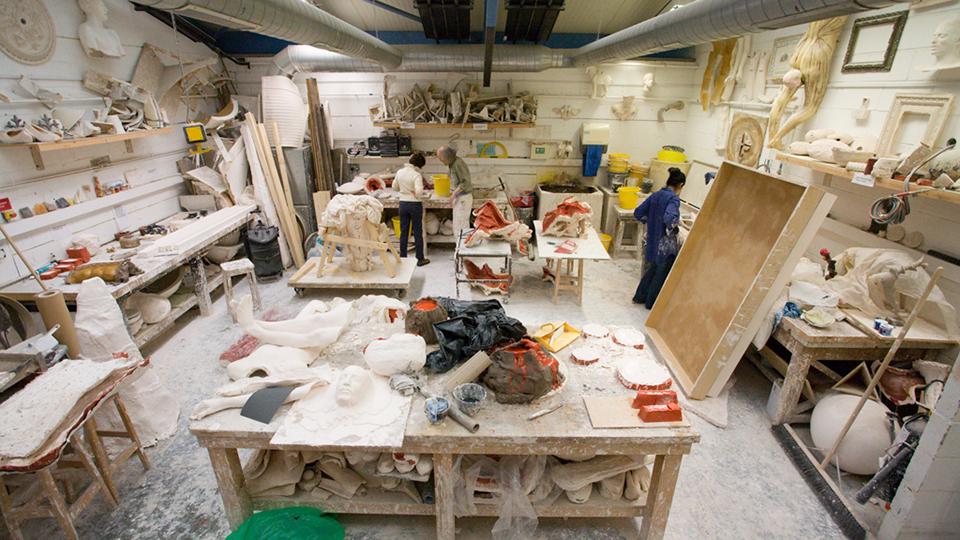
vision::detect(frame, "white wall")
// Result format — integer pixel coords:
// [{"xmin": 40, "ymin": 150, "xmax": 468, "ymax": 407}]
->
[
  {"xmin": 682, "ymin": 2, "xmax": 960, "ymax": 308},
  {"xmin": 229, "ymin": 56, "xmax": 699, "ymax": 192},
  {"xmin": 0, "ymin": 0, "xmax": 218, "ymax": 285}
]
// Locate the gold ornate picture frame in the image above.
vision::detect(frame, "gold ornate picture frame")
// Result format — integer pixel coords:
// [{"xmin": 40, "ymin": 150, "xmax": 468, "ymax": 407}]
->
[{"xmin": 842, "ymin": 11, "xmax": 909, "ymax": 73}]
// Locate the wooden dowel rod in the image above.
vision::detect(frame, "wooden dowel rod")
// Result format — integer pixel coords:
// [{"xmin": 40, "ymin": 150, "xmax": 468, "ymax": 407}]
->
[{"xmin": 0, "ymin": 222, "xmax": 48, "ymax": 290}]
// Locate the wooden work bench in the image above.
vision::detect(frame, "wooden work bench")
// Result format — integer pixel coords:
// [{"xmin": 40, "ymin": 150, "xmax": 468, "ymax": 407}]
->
[
  {"xmin": 0, "ymin": 207, "xmax": 256, "ymax": 348},
  {"xmin": 534, "ymin": 221, "xmax": 611, "ymax": 304},
  {"xmin": 191, "ymin": 358, "xmax": 699, "ymax": 539},
  {"xmin": 766, "ymin": 316, "xmax": 958, "ymax": 424}
]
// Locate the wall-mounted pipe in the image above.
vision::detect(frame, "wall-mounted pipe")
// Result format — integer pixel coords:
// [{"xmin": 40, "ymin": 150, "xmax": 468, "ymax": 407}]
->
[
  {"xmin": 570, "ymin": 0, "xmax": 909, "ymax": 67},
  {"xmin": 133, "ymin": 0, "xmax": 403, "ymax": 68}
]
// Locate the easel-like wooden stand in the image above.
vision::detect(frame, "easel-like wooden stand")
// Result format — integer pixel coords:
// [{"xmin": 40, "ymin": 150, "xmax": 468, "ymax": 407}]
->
[{"xmin": 316, "ymin": 224, "xmax": 400, "ymax": 279}]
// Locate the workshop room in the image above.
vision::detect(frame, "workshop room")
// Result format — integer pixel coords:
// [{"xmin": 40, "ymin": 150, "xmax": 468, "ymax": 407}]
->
[{"xmin": 1, "ymin": 0, "xmax": 959, "ymax": 538}]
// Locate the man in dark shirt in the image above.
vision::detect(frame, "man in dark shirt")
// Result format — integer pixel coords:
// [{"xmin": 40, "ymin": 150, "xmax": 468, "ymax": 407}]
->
[{"xmin": 632, "ymin": 168, "xmax": 686, "ymax": 308}]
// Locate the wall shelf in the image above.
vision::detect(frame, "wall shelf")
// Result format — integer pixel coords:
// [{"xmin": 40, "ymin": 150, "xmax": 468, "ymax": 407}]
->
[
  {"xmin": 776, "ymin": 151, "xmax": 960, "ymax": 205},
  {"xmin": 0, "ymin": 126, "xmax": 176, "ymax": 170},
  {"xmin": 373, "ymin": 122, "xmax": 535, "ymax": 130},
  {"xmin": 349, "ymin": 155, "xmax": 581, "ymax": 167}
]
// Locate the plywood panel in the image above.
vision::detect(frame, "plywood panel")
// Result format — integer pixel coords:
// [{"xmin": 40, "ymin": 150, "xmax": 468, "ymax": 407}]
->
[{"xmin": 646, "ymin": 162, "xmax": 834, "ymax": 398}]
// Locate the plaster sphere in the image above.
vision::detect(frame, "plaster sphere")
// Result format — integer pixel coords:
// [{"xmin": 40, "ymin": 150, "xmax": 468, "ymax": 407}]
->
[
  {"xmin": 364, "ymin": 333, "xmax": 426, "ymax": 376},
  {"xmin": 810, "ymin": 394, "xmax": 893, "ymax": 475}
]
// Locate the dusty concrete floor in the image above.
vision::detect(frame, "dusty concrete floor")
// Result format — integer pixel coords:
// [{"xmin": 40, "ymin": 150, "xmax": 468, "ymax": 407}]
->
[{"xmin": 14, "ymin": 249, "xmax": 847, "ymax": 539}]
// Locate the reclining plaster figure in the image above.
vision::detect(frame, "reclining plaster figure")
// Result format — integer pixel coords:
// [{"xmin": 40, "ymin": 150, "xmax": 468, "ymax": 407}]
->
[{"xmin": 234, "ymin": 294, "xmax": 355, "ymax": 349}]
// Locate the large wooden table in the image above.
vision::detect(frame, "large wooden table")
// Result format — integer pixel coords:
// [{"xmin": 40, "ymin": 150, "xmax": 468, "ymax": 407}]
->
[
  {"xmin": 767, "ymin": 316, "xmax": 958, "ymax": 424},
  {"xmin": 534, "ymin": 221, "xmax": 611, "ymax": 304},
  {"xmin": 191, "ymin": 354, "xmax": 699, "ymax": 539}
]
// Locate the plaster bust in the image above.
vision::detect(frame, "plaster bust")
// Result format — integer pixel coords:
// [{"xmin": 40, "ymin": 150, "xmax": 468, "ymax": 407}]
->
[
  {"xmin": 920, "ymin": 18, "xmax": 960, "ymax": 72},
  {"xmin": 77, "ymin": 0, "xmax": 125, "ymax": 58}
]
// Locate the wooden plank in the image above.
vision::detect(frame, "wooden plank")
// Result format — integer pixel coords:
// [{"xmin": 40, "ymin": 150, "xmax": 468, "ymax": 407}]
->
[
  {"xmin": 373, "ymin": 122, "xmax": 535, "ymax": 129},
  {"xmin": 843, "ymin": 307, "xmax": 958, "ymax": 346},
  {"xmin": 776, "ymin": 151, "xmax": 854, "ymax": 180},
  {"xmin": 288, "ymin": 257, "xmax": 416, "ymax": 290},
  {"xmin": 305, "ymin": 78, "xmax": 327, "ymax": 192},
  {"xmin": 646, "ymin": 162, "xmax": 835, "ymax": 399},
  {"xmin": 0, "ymin": 126, "xmax": 175, "ymax": 152}
]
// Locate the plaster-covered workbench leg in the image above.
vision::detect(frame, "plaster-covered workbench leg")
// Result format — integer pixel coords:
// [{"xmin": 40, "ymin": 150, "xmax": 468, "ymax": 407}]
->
[
  {"xmin": 207, "ymin": 448, "xmax": 252, "ymax": 530},
  {"xmin": 434, "ymin": 453, "xmax": 456, "ymax": 540},
  {"xmin": 772, "ymin": 350, "xmax": 814, "ymax": 425},
  {"xmin": 639, "ymin": 454, "xmax": 683, "ymax": 540},
  {"xmin": 190, "ymin": 256, "xmax": 212, "ymax": 316}
]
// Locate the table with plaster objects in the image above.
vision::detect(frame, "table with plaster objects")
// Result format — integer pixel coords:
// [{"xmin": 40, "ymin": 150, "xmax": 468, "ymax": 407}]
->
[
  {"xmin": 534, "ymin": 221, "xmax": 611, "ymax": 305},
  {"xmin": 766, "ymin": 316, "xmax": 958, "ymax": 425},
  {"xmin": 0, "ymin": 207, "xmax": 256, "ymax": 348},
  {"xmin": 453, "ymin": 230, "xmax": 513, "ymax": 299},
  {"xmin": 190, "ymin": 351, "xmax": 699, "ymax": 540}
]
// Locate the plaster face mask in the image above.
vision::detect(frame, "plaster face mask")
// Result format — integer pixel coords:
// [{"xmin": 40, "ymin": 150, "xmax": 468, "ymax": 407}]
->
[
  {"xmin": 930, "ymin": 20, "xmax": 960, "ymax": 64},
  {"xmin": 336, "ymin": 366, "xmax": 372, "ymax": 406}
]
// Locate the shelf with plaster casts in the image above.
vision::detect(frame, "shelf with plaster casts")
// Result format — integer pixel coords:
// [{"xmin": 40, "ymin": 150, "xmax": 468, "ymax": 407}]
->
[
  {"xmin": 775, "ymin": 151, "xmax": 960, "ymax": 205},
  {"xmin": 348, "ymin": 155, "xmax": 583, "ymax": 167},
  {"xmin": 251, "ymin": 486, "xmax": 436, "ymax": 516},
  {"xmin": 0, "ymin": 126, "xmax": 176, "ymax": 170},
  {"xmin": 1, "ymin": 176, "xmax": 184, "ymax": 239},
  {"xmin": 472, "ymin": 486, "xmax": 648, "ymax": 518},
  {"xmin": 132, "ymin": 271, "xmax": 224, "ymax": 348},
  {"xmin": 373, "ymin": 122, "xmax": 535, "ymax": 130}
]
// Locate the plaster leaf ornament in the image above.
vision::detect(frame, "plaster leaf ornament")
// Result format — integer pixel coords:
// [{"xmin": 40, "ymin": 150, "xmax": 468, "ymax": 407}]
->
[
  {"xmin": 918, "ymin": 18, "xmax": 960, "ymax": 74},
  {"xmin": 585, "ymin": 67, "xmax": 612, "ymax": 100},
  {"xmin": 641, "ymin": 73, "xmax": 655, "ymax": 97},
  {"xmin": 0, "ymin": 0, "xmax": 55, "ymax": 65},
  {"xmin": 77, "ymin": 0, "xmax": 125, "ymax": 58},
  {"xmin": 699, "ymin": 38, "xmax": 738, "ymax": 112},
  {"xmin": 0, "ymin": 115, "xmax": 33, "ymax": 144},
  {"xmin": 552, "ymin": 104, "xmax": 580, "ymax": 120},
  {"xmin": 612, "ymin": 96, "xmax": 638, "ymax": 121},
  {"xmin": 725, "ymin": 113, "xmax": 767, "ymax": 168},
  {"xmin": 767, "ymin": 17, "xmax": 848, "ymax": 149}
]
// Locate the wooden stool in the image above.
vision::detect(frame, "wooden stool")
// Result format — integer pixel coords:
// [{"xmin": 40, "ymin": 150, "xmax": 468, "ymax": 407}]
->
[
  {"xmin": 82, "ymin": 394, "xmax": 151, "ymax": 503},
  {"xmin": 221, "ymin": 258, "xmax": 261, "ymax": 321},
  {"xmin": 611, "ymin": 206, "xmax": 644, "ymax": 261},
  {"xmin": 0, "ymin": 434, "xmax": 117, "ymax": 540}
]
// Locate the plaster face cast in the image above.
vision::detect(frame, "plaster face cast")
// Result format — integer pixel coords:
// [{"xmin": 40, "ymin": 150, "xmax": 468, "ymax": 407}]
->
[
  {"xmin": 336, "ymin": 366, "xmax": 371, "ymax": 406},
  {"xmin": 77, "ymin": 0, "xmax": 125, "ymax": 58},
  {"xmin": 922, "ymin": 18, "xmax": 960, "ymax": 71}
]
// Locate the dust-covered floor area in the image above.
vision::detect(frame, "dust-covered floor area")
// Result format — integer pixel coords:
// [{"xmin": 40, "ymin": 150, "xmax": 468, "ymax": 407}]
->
[{"xmin": 11, "ymin": 249, "xmax": 845, "ymax": 539}]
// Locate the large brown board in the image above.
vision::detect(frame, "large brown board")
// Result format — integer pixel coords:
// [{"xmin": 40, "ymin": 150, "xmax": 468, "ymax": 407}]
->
[{"xmin": 646, "ymin": 162, "xmax": 835, "ymax": 399}]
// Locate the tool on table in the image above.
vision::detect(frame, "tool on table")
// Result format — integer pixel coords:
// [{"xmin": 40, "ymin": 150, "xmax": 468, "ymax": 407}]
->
[
  {"xmin": 528, "ymin": 402, "xmax": 564, "ymax": 421},
  {"xmin": 421, "ymin": 389, "xmax": 480, "ymax": 433}
]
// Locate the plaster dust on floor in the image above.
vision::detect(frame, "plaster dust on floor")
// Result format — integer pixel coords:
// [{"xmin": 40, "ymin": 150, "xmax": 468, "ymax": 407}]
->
[{"xmin": 12, "ymin": 249, "xmax": 845, "ymax": 540}]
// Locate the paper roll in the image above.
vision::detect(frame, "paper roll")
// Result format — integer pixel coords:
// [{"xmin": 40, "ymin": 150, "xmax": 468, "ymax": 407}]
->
[{"xmin": 36, "ymin": 289, "xmax": 81, "ymax": 358}]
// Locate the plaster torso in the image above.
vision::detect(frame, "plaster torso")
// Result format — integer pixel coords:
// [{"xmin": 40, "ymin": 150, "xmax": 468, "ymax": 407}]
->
[{"xmin": 77, "ymin": 0, "xmax": 125, "ymax": 58}]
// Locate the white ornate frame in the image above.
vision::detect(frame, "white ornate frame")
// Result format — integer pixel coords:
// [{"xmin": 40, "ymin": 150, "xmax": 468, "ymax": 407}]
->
[{"xmin": 876, "ymin": 93, "xmax": 955, "ymax": 157}]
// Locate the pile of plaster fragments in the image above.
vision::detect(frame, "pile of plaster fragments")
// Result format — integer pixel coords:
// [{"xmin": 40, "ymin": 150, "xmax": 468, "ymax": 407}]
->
[
  {"xmin": 196, "ymin": 283, "xmax": 686, "ymax": 535},
  {"xmin": 370, "ymin": 81, "xmax": 536, "ymax": 125}
]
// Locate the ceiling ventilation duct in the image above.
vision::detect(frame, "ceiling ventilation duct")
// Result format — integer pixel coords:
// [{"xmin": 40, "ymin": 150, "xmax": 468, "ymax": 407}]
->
[
  {"xmin": 504, "ymin": 0, "xmax": 565, "ymax": 43},
  {"xmin": 132, "ymin": 0, "xmax": 403, "ymax": 68},
  {"xmin": 414, "ymin": 0, "xmax": 475, "ymax": 42}
]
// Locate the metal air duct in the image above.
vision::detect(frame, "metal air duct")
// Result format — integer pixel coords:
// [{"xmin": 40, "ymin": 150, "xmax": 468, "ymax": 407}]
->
[
  {"xmin": 133, "ymin": 0, "xmax": 404, "ymax": 68},
  {"xmin": 570, "ymin": 0, "xmax": 908, "ymax": 67},
  {"xmin": 271, "ymin": 44, "xmax": 572, "ymax": 75}
]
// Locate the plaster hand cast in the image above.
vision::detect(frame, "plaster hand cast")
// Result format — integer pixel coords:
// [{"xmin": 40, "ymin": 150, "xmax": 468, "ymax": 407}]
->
[
  {"xmin": 767, "ymin": 17, "xmax": 847, "ymax": 149},
  {"xmin": 234, "ymin": 294, "xmax": 355, "ymax": 349},
  {"xmin": 217, "ymin": 367, "xmax": 332, "ymax": 396},
  {"xmin": 272, "ymin": 366, "xmax": 412, "ymax": 447},
  {"xmin": 77, "ymin": 0, "xmax": 125, "ymax": 58},
  {"xmin": 919, "ymin": 18, "xmax": 960, "ymax": 73},
  {"xmin": 190, "ymin": 381, "xmax": 324, "ymax": 421}
]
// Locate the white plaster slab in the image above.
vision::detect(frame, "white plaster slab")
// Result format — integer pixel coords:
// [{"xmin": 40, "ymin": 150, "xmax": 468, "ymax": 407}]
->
[{"xmin": 289, "ymin": 257, "xmax": 417, "ymax": 290}]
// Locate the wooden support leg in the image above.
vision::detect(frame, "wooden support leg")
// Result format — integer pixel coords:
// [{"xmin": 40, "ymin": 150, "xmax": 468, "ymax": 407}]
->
[
  {"xmin": 222, "ymin": 273, "xmax": 235, "ymax": 321},
  {"xmin": 612, "ymin": 220, "xmax": 624, "ymax": 258},
  {"xmin": 772, "ymin": 351, "xmax": 815, "ymax": 425},
  {"xmin": 551, "ymin": 260, "xmax": 560, "ymax": 304},
  {"xmin": 207, "ymin": 448, "xmax": 252, "ymax": 531},
  {"xmin": 0, "ymin": 476, "xmax": 24, "ymax": 540},
  {"xmin": 115, "ymin": 396, "xmax": 151, "ymax": 471},
  {"xmin": 248, "ymin": 271, "xmax": 262, "ymax": 312},
  {"xmin": 38, "ymin": 469, "xmax": 79, "ymax": 540},
  {"xmin": 577, "ymin": 260, "xmax": 585, "ymax": 305},
  {"xmin": 434, "ymin": 453, "xmax": 455, "ymax": 540},
  {"xmin": 635, "ymin": 223, "xmax": 644, "ymax": 261},
  {"xmin": 190, "ymin": 257, "xmax": 212, "ymax": 316},
  {"xmin": 639, "ymin": 454, "xmax": 683, "ymax": 540},
  {"xmin": 83, "ymin": 416, "xmax": 119, "ymax": 504},
  {"xmin": 69, "ymin": 433, "xmax": 117, "ymax": 509}
]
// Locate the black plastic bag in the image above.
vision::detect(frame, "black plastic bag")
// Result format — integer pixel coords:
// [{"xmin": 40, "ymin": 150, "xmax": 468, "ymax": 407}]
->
[{"xmin": 425, "ymin": 298, "xmax": 526, "ymax": 373}]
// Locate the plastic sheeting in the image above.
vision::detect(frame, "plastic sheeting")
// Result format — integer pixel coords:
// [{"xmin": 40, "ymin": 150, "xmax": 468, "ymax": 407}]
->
[
  {"xmin": 227, "ymin": 507, "xmax": 343, "ymax": 540},
  {"xmin": 425, "ymin": 298, "xmax": 526, "ymax": 373},
  {"xmin": 74, "ymin": 278, "xmax": 179, "ymax": 446}
]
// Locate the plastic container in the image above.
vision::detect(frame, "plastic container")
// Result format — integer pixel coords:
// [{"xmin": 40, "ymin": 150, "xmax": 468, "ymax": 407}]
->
[
  {"xmin": 656, "ymin": 146, "xmax": 687, "ymax": 163},
  {"xmin": 600, "ymin": 233, "xmax": 612, "ymax": 252},
  {"xmin": 432, "ymin": 174, "xmax": 451, "ymax": 197},
  {"xmin": 608, "ymin": 153, "xmax": 630, "ymax": 173},
  {"xmin": 618, "ymin": 186, "xmax": 641, "ymax": 209},
  {"xmin": 452, "ymin": 383, "xmax": 487, "ymax": 417},
  {"xmin": 392, "ymin": 216, "xmax": 413, "ymax": 239}
]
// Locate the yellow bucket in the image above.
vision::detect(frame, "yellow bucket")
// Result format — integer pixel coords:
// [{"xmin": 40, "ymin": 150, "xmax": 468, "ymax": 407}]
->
[
  {"xmin": 432, "ymin": 174, "xmax": 451, "ymax": 197},
  {"xmin": 608, "ymin": 153, "xmax": 630, "ymax": 174},
  {"xmin": 392, "ymin": 216, "xmax": 412, "ymax": 239},
  {"xmin": 618, "ymin": 186, "xmax": 641, "ymax": 209},
  {"xmin": 600, "ymin": 233, "xmax": 612, "ymax": 252}
]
